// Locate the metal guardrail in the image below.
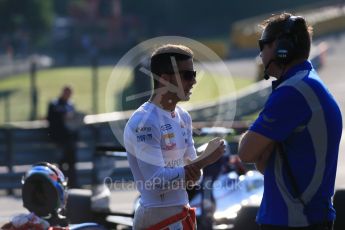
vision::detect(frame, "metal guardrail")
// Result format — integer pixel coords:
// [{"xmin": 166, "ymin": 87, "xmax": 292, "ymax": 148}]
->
[
  {"xmin": 231, "ymin": 3, "xmax": 345, "ymax": 49},
  {"xmin": 82, "ymin": 79, "xmax": 272, "ymax": 125},
  {"xmin": 188, "ymin": 79, "xmax": 272, "ymax": 122}
]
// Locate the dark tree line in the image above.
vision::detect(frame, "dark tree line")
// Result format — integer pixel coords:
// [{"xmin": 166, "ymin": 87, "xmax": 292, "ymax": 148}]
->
[{"xmin": 0, "ymin": 0, "xmax": 54, "ymax": 45}]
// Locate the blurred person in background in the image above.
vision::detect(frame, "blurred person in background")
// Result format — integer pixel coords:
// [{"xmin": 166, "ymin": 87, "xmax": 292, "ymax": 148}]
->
[
  {"xmin": 47, "ymin": 86, "xmax": 79, "ymax": 188},
  {"xmin": 239, "ymin": 13, "xmax": 342, "ymax": 230}
]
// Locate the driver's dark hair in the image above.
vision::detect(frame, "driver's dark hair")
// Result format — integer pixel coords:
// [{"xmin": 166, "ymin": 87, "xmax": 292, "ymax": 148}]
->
[
  {"xmin": 150, "ymin": 44, "xmax": 193, "ymax": 89},
  {"xmin": 259, "ymin": 12, "xmax": 313, "ymax": 60}
]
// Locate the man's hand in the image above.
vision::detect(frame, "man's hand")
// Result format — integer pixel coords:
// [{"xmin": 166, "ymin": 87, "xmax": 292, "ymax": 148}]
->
[
  {"xmin": 229, "ymin": 155, "xmax": 247, "ymax": 175},
  {"xmin": 189, "ymin": 137, "xmax": 226, "ymax": 169},
  {"xmin": 184, "ymin": 164, "xmax": 201, "ymax": 186}
]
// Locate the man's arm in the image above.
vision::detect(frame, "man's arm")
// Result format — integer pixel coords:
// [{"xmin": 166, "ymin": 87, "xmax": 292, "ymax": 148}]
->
[
  {"xmin": 254, "ymin": 142, "xmax": 275, "ymax": 174},
  {"xmin": 238, "ymin": 131, "xmax": 275, "ymax": 173},
  {"xmin": 184, "ymin": 138, "xmax": 225, "ymax": 184}
]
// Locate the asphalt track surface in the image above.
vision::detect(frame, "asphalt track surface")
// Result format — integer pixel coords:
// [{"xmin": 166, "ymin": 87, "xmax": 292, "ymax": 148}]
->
[{"xmin": 1, "ymin": 32, "xmax": 345, "ymax": 226}]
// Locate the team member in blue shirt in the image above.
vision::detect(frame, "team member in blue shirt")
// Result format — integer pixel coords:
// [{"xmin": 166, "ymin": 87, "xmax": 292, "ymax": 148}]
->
[{"xmin": 239, "ymin": 13, "xmax": 342, "ymax": 229}]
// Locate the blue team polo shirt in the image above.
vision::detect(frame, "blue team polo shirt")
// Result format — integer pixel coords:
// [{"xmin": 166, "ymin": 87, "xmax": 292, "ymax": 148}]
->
[{"xmin": 250, "ymin": 60, "xmax": 342, "ymax": 227}]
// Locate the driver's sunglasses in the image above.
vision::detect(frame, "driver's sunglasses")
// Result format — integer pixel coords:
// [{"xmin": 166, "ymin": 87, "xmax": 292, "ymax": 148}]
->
[
  {"xmin": 258, "ymin": 38, "xmax": 274, "ymax": 51},
  {"xmin": 166, "ymin": 70, "xmax": 197, "ymax": 81}
]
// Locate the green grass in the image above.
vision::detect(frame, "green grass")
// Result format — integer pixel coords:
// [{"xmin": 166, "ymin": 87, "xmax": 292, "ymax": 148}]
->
[{"xmin": 0, "ymin": 66, "xmax": 253, "ymax": 124}]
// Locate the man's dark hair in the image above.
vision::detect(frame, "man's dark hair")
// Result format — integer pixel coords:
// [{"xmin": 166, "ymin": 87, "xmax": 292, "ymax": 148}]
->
[
  {"xmin": 150, "ymin": 44, "xmax": 193, "ymax": 89},
  {"xmin": 260, "ymin": 13, "xmax": 313, "ymax": 60}
]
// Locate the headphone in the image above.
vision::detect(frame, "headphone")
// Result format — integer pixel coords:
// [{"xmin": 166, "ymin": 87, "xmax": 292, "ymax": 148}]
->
[{"xmin": 275, "ymin": 16, "xmax": 303, "ymax": 65}]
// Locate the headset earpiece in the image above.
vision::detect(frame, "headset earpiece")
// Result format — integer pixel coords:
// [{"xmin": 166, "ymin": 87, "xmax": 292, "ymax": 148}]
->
[
  {"xmin": 275, "ymin": 36, "xmax": 295, "ymax": 64},
  {"xmin": 275, "ymin": 16, "xmax": 302, "ymax": 65}
]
